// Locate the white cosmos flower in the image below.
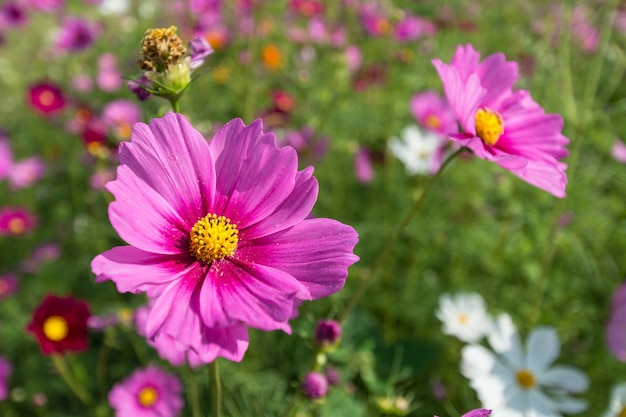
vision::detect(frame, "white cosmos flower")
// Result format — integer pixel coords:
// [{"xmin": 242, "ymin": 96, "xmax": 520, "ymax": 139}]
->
[
  {"xmin": 461, "ymin": 313, "xmax": 589, "ymax": 417},
  {"xmin": 388, "ymin": 125, "xmax": 442, "ymax": 175},
  {"xmin": 603, "ymin": 383, "xmax": 626, "ymax": 417},
  {"xmin": 436, "ymin": 293, "xmax": 492, "ymax": 343}
]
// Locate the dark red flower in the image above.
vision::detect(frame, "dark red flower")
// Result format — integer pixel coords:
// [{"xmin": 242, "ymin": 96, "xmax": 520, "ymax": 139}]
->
[
  {"xmin": 26, "ymin": 295, "xmax": 90, "ymax": 355},
  {"xmin": 27, "ymin": 82, "xmax": 66, "ymax": 115}
]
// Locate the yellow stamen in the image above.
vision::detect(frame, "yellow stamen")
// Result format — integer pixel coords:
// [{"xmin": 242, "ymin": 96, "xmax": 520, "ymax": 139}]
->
[
  {"xmin": 458, "ymin": 313, "xmax": 468, "ymax": 325},
  {"xmin": 475, "ymin": 107, "xmax": 504, "ymax": 146},
  {"xmin": 43, "ymin": 315, "xmax": 69, "ymax": 342},
  {"xmin": 7, "ymin": 217, "xmax": 26, "ymax": 235},
  {"xmin": 39, "ymin": 91, "xmax": 55, "ymax": 107},
  {"xmin": 425, "ymin": 115, "xmax": 441, "ymax": 130},
  {"xmin": 189, "ymin": 214, "xmax": 238, "ymax": 264},
  {"xmin": 137, "ymin": 386, "xmax": 158, "ymax": 407},
  {"xmin": 515, "ymin": 369, "xmax": 536, "ymax": 389}
]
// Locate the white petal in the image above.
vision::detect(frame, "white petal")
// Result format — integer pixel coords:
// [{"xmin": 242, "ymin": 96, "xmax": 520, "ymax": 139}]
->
[
  {"xmin": 552, "ymin": 395, "xmax": 588, "ymax": 414},
  {"xmin": 488, "ymin": 313, "xmax": 524, "ymax": 366},
  {"xmin": 527, "ymin": 327, "xmax": 559, "ymax": 374},
  {"xmin": 527, "ymin": 389, "xmax": 560, "ymax": 417},
  {"xmin": 461, "ymin": 345, "xmax": 498, "ymax": 378},
  {"xmin": 539, "ymin": 365, "xmax": 589, "ymax": 393}
]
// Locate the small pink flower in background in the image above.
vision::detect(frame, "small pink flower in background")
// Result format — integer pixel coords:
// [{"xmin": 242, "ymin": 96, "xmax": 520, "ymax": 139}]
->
[
  {"xmin": 71, "ymin": 74, "xmax": 93, "ymax": 92},
  {"xmin": 290, "ymin": 0, "xmax": 323, "ymax": 17},
  {"xmin": 109, "ymin": 365, "xmax": 183, "ymax": 417},
  {"xmin": 0, "ymin": 274, "xmax": 18, "ymax": 300},
  {"xmin": 410, "ymin": 90, "xmax": 457, "ymax": 136},
  {"xmin": 1, "ymin": 1, "xmax": 28, "ymax": 27},
  {"xmin": 344, "ymin": 45, "xmax": 362, "ymax": 73},
  {"xmin": 27, "ymin": 82, "xmax": 66, "ymax": 116},
  {"xmin": 8, "ymin": 156, "xmax": 45, "ymax": 190},
  {"xmin": 435, "ymin": 409, "xmax": 491, "ymax": 417},
  {"xmin": 91, "ymin": 113, "xmax": 359, "ymax": 362},
  {"xmin": 0, "ymin": 206, "xmax": 36, "ymax": 236},
  {"xmin": 55, "ymin": 17, "xmax": 100, "ymax": 52},
  {"xmin": 21, "ymin": 243, "xmax": 61, "ymax": 273},
  {"xmin": 128, "ymin": 76, "xmax": 151, "ymax": 102},
  {"xmin": 97, "ymin": 53, "xmax": 122, "ymax": 92},
  {"xmin": 354, "ymin": 146, "xmax": 374, "ymax": 183},
  {"xmin": 360, "ymin": 4, "xmax": 390, "ymax": 37},
  {"xmin": 393, "ymin": 14, "xmax": 435, "ymax": 42},
  {"xmin": 189, "ymin": 37, "xmax": 213, "ymax": 69},
  {"xmin": 571, "ymin": 6, "xmax": 598, "ymax": 53},
  {"xmin": 101, "ymin": 100, "xmax": 142, "ymax": 142},
  {"xmin": 27, "ymin": 0, "xmax": 64, "ymax": 12},
  {"xmin": 0, "ymin": 136, "xmax": 13, "ymax": 180},
  {"xmin": 89, "ymin": 169, "xmax": 115, "ymax": 190},
  {"xmin": 432, "ymin": 44, "xmax": 570, "ymax": 197},
  {"xmin": 0, "ymin": 357, "xmax": 11, "ymax": 401},
  {"xmin": 606, "ymin": 282, "xmax": 626, "ymax": 361},
  {"xmin": 611, "ymin": 138, "xmax": 626, "ymax": 163}
]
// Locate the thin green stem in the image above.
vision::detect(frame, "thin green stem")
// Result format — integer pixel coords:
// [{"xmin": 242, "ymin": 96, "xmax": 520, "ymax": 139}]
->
[
  {"xmin": 186, "ymin": 364, "xmax": 202, "ymax": 417},
  {"xmin": 338, "ymin": 147, "xmax": 465, "ymax": 323},
  {"xmin": 170, "ymin": 97, "xmax": 181, "ymax": 113},
  {"xmin": 51, "ymin": 354, "xmax": 91, "ymax": 406},
  {"xmin": 211, "ymin": 359, "xmax": 222, "ymax": 417}
]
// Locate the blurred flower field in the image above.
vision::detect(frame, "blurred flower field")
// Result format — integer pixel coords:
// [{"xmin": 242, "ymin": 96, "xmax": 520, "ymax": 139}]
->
[{"xmin": 1, "ymin": 0, "xmax": 626, "ymax": 416}]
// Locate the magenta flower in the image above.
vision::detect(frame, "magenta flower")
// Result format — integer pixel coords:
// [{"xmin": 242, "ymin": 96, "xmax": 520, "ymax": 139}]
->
[
  {"xmin": 606, "ymin": 282, "xmax": 626, "ymax": 361},
  {"xmin": 55, "ymin": 17, "xmax": 100, "ymax": 52},
  {"xmin": 101, "ymin": 99, "xmax": 142, "ymax": 141},
  {"xmin": 0, "ymin": 356, "xmax": 11, "ymax": 401},
  {"xmin": 92, "ymin": 113, "xmax": 359, "ymax": 361},
  {"xmin": 109, "ymin": 365, "xmax": 183, "ymax": 417},
  {"xmin": 0, "ymin": 136, "xmax": 13, "ymax": 180},
  {"xmin": 27, "ymin": 0, "xmax": 64, "ymax": 12},
  {"xmin": 410, "ymin": 90, "xmax": 457, "ymax": 136},
  {"xmin": 301, "ymin": 371, "xmax": 328, "ymax": 399},
  {"xmin": 0, "ymin": 274, "xmax": 18, "ymax": 300},
  {"xmin": 28, "ymin": 82, "xmax": 66, "ymax": 116},
  {"xmin": 611, "ymin": 138, "xmax": 626, "ymax": 164},
  {"xmin": 432, "ymin": 44, "xmax": 569, "ymax": 197},
  {"xmin": 393, "ymin": 15, "xmax": 435, "ymax": 42},
  {"xmin": 354, "ymin": 146, "xmax": 374, "ymax": 183},
  {"xmin": 1, "ymin": 1, "xmax": 28, "ymax": 27},
  {"xmin": 0, "ymin": 206, "xmax": 36, "ymax": 236},
  {"xmin": 8, "ymin": 156, "xmax": 45, "ymax": 190},
  {"xmin": 97, "ymin": 53, "xmax": 122, "ymax": 92}
]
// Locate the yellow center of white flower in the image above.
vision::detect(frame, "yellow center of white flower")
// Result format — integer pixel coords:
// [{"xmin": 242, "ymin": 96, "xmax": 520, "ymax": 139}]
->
[
  {"xmin": 475, "ymin": 107, "xmax": 504, "ymax": 146},
  {"xmin": 458, "ymin": 313, "xmax": 468, "ymax": 325},
  {"xmin": 515, "ymin": 368, "xmax": 536, "ymax": 389},
  {"xmin": 138, "ymin": 386, "xmax": 158, "ymax": 407},
  {"xmin": 43, "ymin": 315, "xmax": 69, "ymax": 342},
  {"xmin": 189, "ymin": 214, "xmax": 239, "ymax": 264}
]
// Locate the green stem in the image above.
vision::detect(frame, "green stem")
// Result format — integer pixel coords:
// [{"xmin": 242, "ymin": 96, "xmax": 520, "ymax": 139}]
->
[
  {"xmin": 186, "ymin": 364, "xmax": 201, "ymax": 417},
  {"xmin": 51, "ymin": 354, "xmax": 91, "ymax": 406},
  {"xmin": 169, "ymin": 97, "xmax": 181, "ymax": 113},
  {"xmin": 337, "ymin": 147, "xmax": 465, "ymax": 323},
  {"xmin": 211, "ymin": 360, "xmax": 222, "ymax": 417}
]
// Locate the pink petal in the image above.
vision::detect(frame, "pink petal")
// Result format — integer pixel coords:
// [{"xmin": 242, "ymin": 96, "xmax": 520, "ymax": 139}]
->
[
  {"xmin": 208, "ymin": 119, "xmax": 299, "ymax": 228},
  {"xmin": 238, "ymin": 218, "xmax": 359, "ymax": 299},
  {"xmin": 240, "ymin": 167, "xmax": 318, "ymax": 239},
  {"xmin": 476, "ymin": 52, "xmax": 519, "ymax": 108},
  {"xmin": 119, "ymin": 112, "xmax": 216, "ymax": 224},
  {"xmin": 200, "ymin": 259, "xmax": 309, "ymax": 331},
  {"xmin": 450, "ymin": 44, "xmax": 481, "ymax": 82},
  {"xmin": 91, "ymin": 246, "xmax": 192, "ymax": 295},
  {"xmin": 107, "ymin": 165, "xmax": 189, "ymax": 254}
]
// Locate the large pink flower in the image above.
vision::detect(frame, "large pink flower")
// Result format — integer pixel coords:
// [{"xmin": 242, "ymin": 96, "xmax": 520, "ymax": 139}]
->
[
  {"xmin": 92, "ymin": 113, "xmax": 359, "ymax": 361},
  {"xmin": 432, "ymin": 44, "xmax": 569, "ymax": 197}
]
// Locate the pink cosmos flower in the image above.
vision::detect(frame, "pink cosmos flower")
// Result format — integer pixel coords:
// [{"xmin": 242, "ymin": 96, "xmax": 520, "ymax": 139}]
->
[
  {"xmin": 606, "ymin": 282, "xmax": 626, "ymax": 361},
  {"xmin": 354, "ymin": 146, "xmax": 374, "ymax": 183},
  {"xmin": 393, "ymin": 14, "xmax": 435, "ymax": 42},
  {"xmin": 101, "ymin": 100, "xmax": 142, "ymax": 142},
  {"xmin": 55, "ymin": 17, "xmax": 100, "ymax": 52},
  {"xmin": 1, "ymin": 1, "xmax": 28, "ymax": 27},
  {"xmin": 97, "ymin": 53, "xmax": 122, "ymax": 92},
  {"xmin": 92, "ymin": 113, "xmax": 359, "ymax": 362},
  {"xmin": 611, "ymin": 138, "xmax": 626, "ymax": 164},
  {"xmin": 21, "ymin": 242, "xmax": 61, "ymax": 273},
  {"xmin": 410, "ymin": 90, "xmax": 457, "ymax": 136},
  {"xmin": 344, "ymin": 45, "xmax": 362, "ymax": 73},
  {"xmin": 0, "ymin": 356, "xmax": 11, "ymax": 401},
  {"xmin": 8, "ymin": 156, "xmax": 45, "ymax": 190},
  {"xmin": 27, "ymin": 0, "xmax": 64, "ymax": 12},
  {"xmin": 28, "ymin": 82, "xmax": 66, "ymax": 116},
  {"xmin": 0, "ymin": 206, "xmax": 36, "ymax": 236},
  {"xmin": 0, "ymin": 274, "xmax": 18, "ymax": 300},
  {"xmin": 0, "ymin": 137, "xmax": 13, "ymax": 180},
  {"xmin": 432, "ymin": 44, "xmax": 569, "ymax": 197},
  {"xmin": 108, "ymin": 365, "xmax": 183, "ymax": 417}
]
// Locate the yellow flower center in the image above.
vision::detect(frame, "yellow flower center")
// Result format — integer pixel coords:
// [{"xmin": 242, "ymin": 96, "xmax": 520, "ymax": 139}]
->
[
  {"xmin": 619, "ymin": 406, "xmax": 626, "ymax": 417},
  {"xmin": 425, "ymin": 114, "xmax": 441, "ymax": 130},
  {"xmin": 7, "ymin": 217, "xmax": 26, "ymax": 235},
  {"xmin": 458, "ymin": 313, "xmax": 468, "ymax": 325},
  {"xmin": 39, "ymin": 91, "xmax": 55, "ymax": 107},
  {"xmin": 43, "ymin": 315, "xmax": 69, "ymax": 342},
  {"xmin": 189, "ymin": 214, "xmax": 239, "ymax": 264},
  {"xmin": 475, "ymin": 107, "xmax": 504, "ymax": 146},
  {"xmin": 137, "ymin": 386, "xmax": 158, "ymax": 407},
  {"xmin": 515, "ymin": 368, "xmax": 536, "ymax": 389}
]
